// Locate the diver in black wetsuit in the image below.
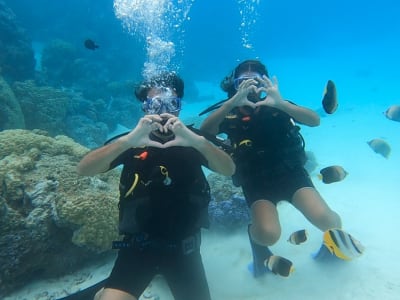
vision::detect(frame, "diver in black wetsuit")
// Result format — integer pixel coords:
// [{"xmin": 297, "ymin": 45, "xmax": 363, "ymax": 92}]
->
[
  {"xmin": 77, "ymin": 72, "xmax": 235, "ymax": 300},
  {"xmin": 200, "ymin": 60, "xmax": 342, "ymax": 277}
]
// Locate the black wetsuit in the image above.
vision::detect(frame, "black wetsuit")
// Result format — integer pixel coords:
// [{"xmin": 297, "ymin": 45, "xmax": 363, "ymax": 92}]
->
[
  {"xmin": 104, "ymin": 146, "xmax": 212, "ymax": 300},
  {"xmin": 219, "ymin": 106, "xmax": 314, "ymax": 206}
]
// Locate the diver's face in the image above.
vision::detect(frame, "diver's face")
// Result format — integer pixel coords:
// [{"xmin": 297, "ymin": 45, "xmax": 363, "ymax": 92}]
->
[
  {"xmin": 143, "ymin": 87, "xmax": 181, "ymax": 116},
  {"xmin": 235, "ymin": 71, "xmax": 265, "ymax": 102},
  {"xmin": 234, "ymin": 71, "xmax": 263, "ymax": 90}
]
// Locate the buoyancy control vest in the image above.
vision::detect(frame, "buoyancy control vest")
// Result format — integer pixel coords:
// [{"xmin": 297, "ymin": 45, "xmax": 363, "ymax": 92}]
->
[
  {"xmin": 220, "ymin": 106, "xmax": 307, "ymax": 186},
  {"xmin": 110, "ymin": 146, "xmax": 211, "ymax": 240}
]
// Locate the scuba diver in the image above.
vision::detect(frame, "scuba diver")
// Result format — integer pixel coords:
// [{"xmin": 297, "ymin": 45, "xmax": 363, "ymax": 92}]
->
[
  {"xmin": 77, "ymin": 71, "xmax": 235, "ymax": 300},
  {"xmin": 200, "ymin": 60, "xmax": 343, "ymax": 277}
]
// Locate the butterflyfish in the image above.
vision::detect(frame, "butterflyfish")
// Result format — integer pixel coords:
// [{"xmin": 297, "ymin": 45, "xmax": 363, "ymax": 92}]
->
[
  {"xmin": 287, "ymin": 229, "xmax": 308, "ymax": 245},
  {"xmin": 367, "ymin": 138, "xmax": 391, "ymax": 158},
  {"xmin": 384, "ymin": 105, "xmax": 400, "ymax": 122},
  {"xmin": 318, "ymin": 165, "xmax": 348, "ymax": 184},
  {"xmin": 322, "ymin": 80, "xmax": 338, "ymax": 114}
]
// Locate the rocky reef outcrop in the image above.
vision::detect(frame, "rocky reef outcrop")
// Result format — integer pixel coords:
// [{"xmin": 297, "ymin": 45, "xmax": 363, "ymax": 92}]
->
[
  {"xmin": 207, "ymin": 173, "xmax": 250, "ymax": 232},
  {"xmin": 12, "ymin": 80, "xmax": 70, "ymax": 136},
  {"xmin": 0, "ymin": 75, "xmax": 25, "ymax": 130},
  {"xmin": 0, "ymin": 1, "xmax": 35, "ymax": 82},
  {"xmin": 0, "ymin": 129, "xmax": 120, "ymax": 297}
]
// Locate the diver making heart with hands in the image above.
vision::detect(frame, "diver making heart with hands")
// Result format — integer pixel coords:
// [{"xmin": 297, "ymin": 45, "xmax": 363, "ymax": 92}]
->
[
  {"xmin": 77, "ymin": 71, "xmax": 234, "ymax": 300},
  {"xmin": 123, "ymin": 112, "xmax": 208, "ymax": 149},
  {"xmin": 228, "ymin": 73, "xmax": 288, "ymax": 111}
]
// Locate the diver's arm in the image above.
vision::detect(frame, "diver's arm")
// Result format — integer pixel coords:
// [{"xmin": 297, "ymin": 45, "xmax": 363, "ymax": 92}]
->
[
  {"xmin": 201, "ymin": 79, "xmax": 258, "ymax": 135},
  {"xmin": 163, "ymin": 117, "xmax": 235, "ymax": 176},
  {"xmin": 192, "ymin": 136, "xmax": 235, "ymax": 176},
  {"xmin": 275, "ymin": 100, "xmax": 320, "ymax": 127},
  {"xmin": 77, "ymin": 115, "xmax": 164, "ymax": 176},
  {"xmin": 200, "ymin": 98, "xmax": 236, "ymax": 135},
  {"xmin": 76, "ymin": 138, "xmax": 133, "ymax": 176}
]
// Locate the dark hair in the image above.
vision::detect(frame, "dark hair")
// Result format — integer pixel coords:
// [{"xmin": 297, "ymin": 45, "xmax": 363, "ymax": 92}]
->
[
  {"xmin": 134, "ymin": 71, "xmax": 184, "ymax": 102},
  {"xmin": 220, "ymin": 60, "xmax": 269, "ymax": 98}
]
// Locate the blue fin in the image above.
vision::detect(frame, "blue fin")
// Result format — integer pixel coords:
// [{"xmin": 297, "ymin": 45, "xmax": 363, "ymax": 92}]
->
[{"xmin": 247, "ymin": 225, "xmax": 273, "ymax": 277}]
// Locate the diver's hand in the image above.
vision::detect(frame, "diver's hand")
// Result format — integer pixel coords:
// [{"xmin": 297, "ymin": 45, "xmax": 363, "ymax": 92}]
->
[
  {"xmin": 121, "ymin": 114, "xmax": 166, "ymax": 147},
  {"xmin": 228, "ymin": 78, "xmax": 258, "ymax": 108},
  {"xmin": 162, "ymin": 117, "xmax": 202, "ymax": 148},
  {"xmin": 255, "ymin": 76, "xmax": 285, "ymax": 108}
]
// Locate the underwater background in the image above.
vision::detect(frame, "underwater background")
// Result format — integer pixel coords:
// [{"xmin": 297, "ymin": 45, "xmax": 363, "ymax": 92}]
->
[{"xmin": 1, "ymin": 0, "xmax": 399, "ymax": 299}]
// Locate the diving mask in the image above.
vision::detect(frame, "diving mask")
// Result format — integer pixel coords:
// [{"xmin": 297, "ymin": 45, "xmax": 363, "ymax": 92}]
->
[
  {"xmin": 234, "ymin": 75, "xmax": 263, "ymax": 90},
  {"xmin": 143, "ymin": 95, "xmax": 181, "ymax": 114}
]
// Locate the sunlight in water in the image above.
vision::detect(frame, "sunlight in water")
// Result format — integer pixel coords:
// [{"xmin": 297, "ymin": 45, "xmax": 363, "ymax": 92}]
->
[
  {"xmin": 237, "ymin": 0, "xmax": 260, "ymax": 49},
  {"xmin": 113, "ymin": 0, "xmax": 194, "ymax": 79}
]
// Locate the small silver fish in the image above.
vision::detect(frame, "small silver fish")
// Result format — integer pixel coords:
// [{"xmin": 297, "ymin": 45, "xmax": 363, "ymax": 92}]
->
[
  {"xmin": 319, "ymin": 166, "xmax": 348, "ymax": 184},
  {"xmin": 384, "ymin": 105, "xmax": 400, "ymax": 122},
  {"xmin": 367, "ymin": 138, "xmax": 391, "ymax": 158},
  {"xmin": 287, "ymin": 229, "xmax": 308, "ymax": 245}
]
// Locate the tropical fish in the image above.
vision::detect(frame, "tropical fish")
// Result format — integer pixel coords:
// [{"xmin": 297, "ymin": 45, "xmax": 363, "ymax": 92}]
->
[
  {"xmin": 84, "ymin": 39, "xmax": 99, "ymax": 50},
  {"xmin": 322, "ymin": 80, "xmax": 338, "ymax": 114},
  {"xmin": 287, "ymin": 229, "xmax": 308, "ymax": 245},
  {"xmin": 266, "ymin": 255, "xmax": 294, "ymax": 277},
  {"xmin": 323, "ymin": 228, "xmax": 365, "ymax": 260},
  {"xmin": 367, "ymin": 138, "xmax": 391, "ymax": 158},
  {"xmin": 318, "ymin": 165, "xmax": 348, "ymax": 184},
  {"xmin": 384, "ymin": 105, "xmax": 400, "ymax": 122}
]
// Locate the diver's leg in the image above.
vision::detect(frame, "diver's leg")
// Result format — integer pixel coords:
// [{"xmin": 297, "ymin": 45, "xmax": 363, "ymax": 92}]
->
[
  {"xmin": 292, "ymin": 187, "xmax": 342, "ymax": 231},
  {"xmin": 248, "ymin": 199, "xmax": 281, "ymax": 277},
  {"xmin": 164, "ymin": 250, "xmax": 211, "ymax": 300},
  {"xmin": 249, "ymin": 199, "xmax": 281, "ymax": 246},
  {"xmin": 96, "ymin": 288, "xmax": 137, "ymax": 300}
]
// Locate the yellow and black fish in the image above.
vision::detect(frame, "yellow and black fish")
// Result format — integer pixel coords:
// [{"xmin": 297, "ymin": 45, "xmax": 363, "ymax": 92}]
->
[
  {"xmin": 266, "ymin": 255, "xmax": 294, "ymax": 277},
  {"xmin": 318, "ymin": 165, "xmax": 348, "ymax": 184},
  {"xmin": 322, "ymin": 80, "xmax": 338, "ymax": 114},
  {"xmin": 322, "ymin": 228, "xmax": 365, "ymax": 260},
  {"xmin": 384, "ymin": 104, "xmax": 400, "ymax": 122},
  {"xmin": 367, "ymin": 138, "xmax": 391, "ymax": 158},
  {"xmin": 287, "ymin": 229, "xmax": 308, "ymax": 245}
]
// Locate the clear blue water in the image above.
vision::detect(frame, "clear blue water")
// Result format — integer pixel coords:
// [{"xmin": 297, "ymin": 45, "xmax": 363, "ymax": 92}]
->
[{"xmin": 3, "ymin": 0, "xmax": 400, "ymax": 299}]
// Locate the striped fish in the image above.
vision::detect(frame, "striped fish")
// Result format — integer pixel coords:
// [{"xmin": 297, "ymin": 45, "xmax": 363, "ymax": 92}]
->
[{"xmin": 323, "ymin": 228, "xmax": 365, "ymax": 260}]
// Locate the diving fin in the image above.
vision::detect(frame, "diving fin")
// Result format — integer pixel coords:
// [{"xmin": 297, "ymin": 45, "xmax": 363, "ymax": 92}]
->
[
  {"xmin": 247, "ymin": 225, "xmax": 294, "ymax": 277},
  {"xmin": 247, "ymin": 225, "xmax": 273, "ymax": 277}
]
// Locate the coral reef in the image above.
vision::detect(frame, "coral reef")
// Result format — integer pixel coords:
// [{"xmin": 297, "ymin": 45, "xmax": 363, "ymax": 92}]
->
[
  {"xmin": 207, "ymin": 173, "xmax": 242, "ymax": 203},
  {"xmin": 0, "ymin": 75, "xmax": 25, "ymax": 130},
  {"xmin": 207, "ymin": 173, "xmax": 250, "ymax": 231},
  {"xmin": 40, "ymin": 39, "xmax": 79, "ymax": 87},
  {"xmin": 12, "ymin": 80, "xmax": 70, "ymax": 136},
  {"xmin": 0, "ymin": 129, "xmax": 120, "ymax": 297},
  {"xmin": 208, "ymin": 194, "xmax": 250, "ymax": 232},
  {"xmin": 0, "ymin": 1, "xmax": 35, "ymax": 81}
]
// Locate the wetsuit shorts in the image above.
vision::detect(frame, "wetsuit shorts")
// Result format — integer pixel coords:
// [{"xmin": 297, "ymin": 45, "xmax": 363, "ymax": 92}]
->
[
  {"xmin": 104, "ymin": 246, "xmax": 211, "ymax": 300},
  {"xmin": 241, "ymin": 165, "xmax": 315, "ymax": 206}
]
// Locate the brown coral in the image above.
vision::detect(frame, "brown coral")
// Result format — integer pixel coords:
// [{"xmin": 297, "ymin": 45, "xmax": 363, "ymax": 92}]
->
[{"xmin": 0, "ymin": 129, "xmax": 120, "ymax": 296}]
